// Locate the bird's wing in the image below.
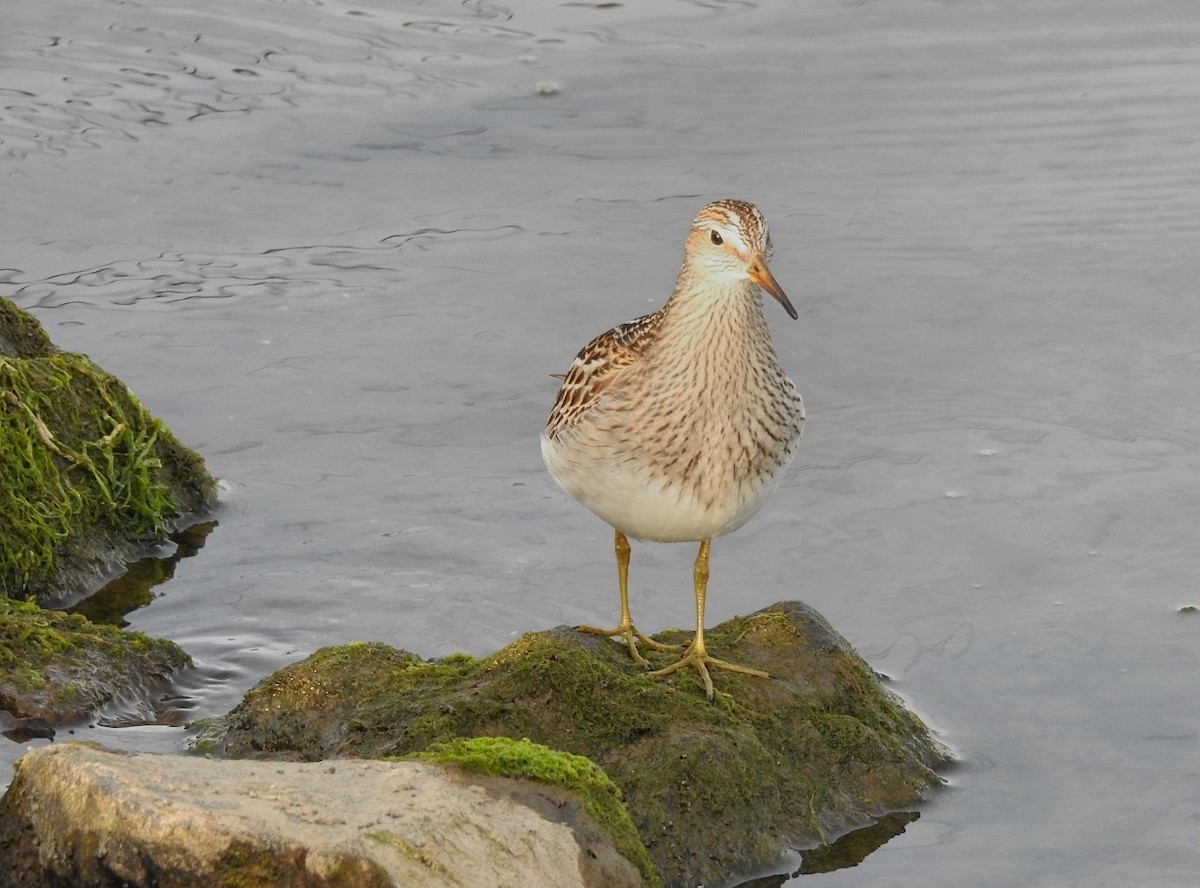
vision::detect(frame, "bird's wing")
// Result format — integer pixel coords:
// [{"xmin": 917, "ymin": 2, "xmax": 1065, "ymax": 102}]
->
[{"xmin": 545, "ymin": 311, "xmax": 662, "ymax": 439}]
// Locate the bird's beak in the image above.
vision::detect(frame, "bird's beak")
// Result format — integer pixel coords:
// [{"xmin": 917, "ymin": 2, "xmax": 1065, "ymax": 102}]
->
[{"xmin": 748, "ymin": 254, "xmax": 798, "ymax": 320}]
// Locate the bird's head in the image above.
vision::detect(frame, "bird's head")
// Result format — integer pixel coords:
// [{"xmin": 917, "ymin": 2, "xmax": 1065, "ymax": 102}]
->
[{"xmin": 684, "ymin": 199, "xmax": 798, "ymax": 319}]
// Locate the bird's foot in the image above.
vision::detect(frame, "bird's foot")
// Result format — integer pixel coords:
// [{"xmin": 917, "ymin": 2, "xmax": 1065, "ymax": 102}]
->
[
  {"xmin": 648, "ymin": 650, "xmax": 770, "ymax": 701},
  {"xmin": 576, "ymin": 622, "xmax": 682, "ymax": 668}
]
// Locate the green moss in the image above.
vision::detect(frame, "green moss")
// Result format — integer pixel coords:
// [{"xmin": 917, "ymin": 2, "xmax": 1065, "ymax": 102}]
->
[
  {"xmin": 219, "ymin": 603, "xmax": 949, "ymax": 888},
  {"xmin": 1, "ymin": 296, "xmax": 216, "ymax": 600},
  {"xmin": 0, "ymin": 596, "xmax": 191, "ymax": 722},
  {"xmin": 320, "ymin": 853, "xmax": 395, "ymax": 887},
  {"xmin": 185, "ymin": 717, "xmax": 228, "ymax": 755},
  {"xmin": 57, "ymin": 680, "xmax": 86, "ymax": 702},
  {"xmin": 418, "ymin": 736, "xmax": 659, "ymax": 888},
  {"xmin": 0, "ymin": 298, "xmax": 56, "ymax": 358},
  {"xmin": 364, "ymin": 829, "xmax": 462, "ymax": 884},
  {"xmin": 1, "ymin": 355, "xmax": 166, "ymax": 595},
  {"xmin": 213, "ymin": 839, "xmax": 299, "ymax": 887},
  {"xmin": 208, "ymin": 839, "xmax": 394, "ymax": 887}
]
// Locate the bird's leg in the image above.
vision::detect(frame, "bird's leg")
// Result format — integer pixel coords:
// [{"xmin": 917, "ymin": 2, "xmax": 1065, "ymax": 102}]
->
[
  {"xmin": 577, "ymin": 530, "xmax": 680, "ymax": 668},
  {"xmin": 649, "ymin": 539, "xmax": 770, "ymax": 700}
]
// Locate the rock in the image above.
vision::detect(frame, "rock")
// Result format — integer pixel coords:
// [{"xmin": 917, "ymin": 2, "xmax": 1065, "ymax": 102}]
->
[
  {"xmin": 0, "ymin": 295, "xmax": 216, "ymax": 604},
  {"xmin": 0, "ymin": 597, "xmax": 191, "ymax": 724},
  {"xmin": 211, "ymin": 600, "xmax": 951, "ymax": 888},
  {"xmin": 0, "ymin": 297, "xmax": 58, "ymax": 358},
  {"xmin": 1, "ymin": 295, "xmax": 207, "ymax": 727},
  {"xmin": 0, "ymin": 741, "xmax": 648, "ymax": 888}
]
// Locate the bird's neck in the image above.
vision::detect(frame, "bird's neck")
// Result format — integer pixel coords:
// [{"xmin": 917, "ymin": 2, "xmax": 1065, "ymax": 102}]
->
[{"xmin": 657, "ymin": 264, "xmax": 772, "ymax": 352}]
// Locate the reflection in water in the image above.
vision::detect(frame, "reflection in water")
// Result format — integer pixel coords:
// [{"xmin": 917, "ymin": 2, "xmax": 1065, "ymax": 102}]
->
[
  {"xmin": 54, "ymin": 521, "xmax": 220, "ymax": 729},
  {"xmin": 65, "ymin": 520, "xmax": 216, "ymax": 627},
  {"xmin": 1, "ymin": 521, "xmax": 220, "ymax": 738},
  {"xmin": 794, "ymin": 812, "xmax": 920, "ymax": 876},
  {"xmin": 95, "ymin": 676, "xmax": 202, "ymax": 729},
  {"xmin": 733, "ymin": 812, "xmax": 920, "ymax": 886},
  {"xmin": 1, "ymin": 715, "xmax": 57, "ymax": 744}
]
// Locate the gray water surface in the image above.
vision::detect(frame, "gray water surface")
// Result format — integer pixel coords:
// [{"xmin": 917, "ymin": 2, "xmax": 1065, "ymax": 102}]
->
[{"xmin": 4, "ymin": 1, "xmax": 1200, "ymax": 885}]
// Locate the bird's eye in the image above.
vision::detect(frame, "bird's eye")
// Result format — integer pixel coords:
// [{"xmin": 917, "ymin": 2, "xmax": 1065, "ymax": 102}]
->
[{"xmin": 710, "ymin": 230, "xmax": 723, "ymax": 245}]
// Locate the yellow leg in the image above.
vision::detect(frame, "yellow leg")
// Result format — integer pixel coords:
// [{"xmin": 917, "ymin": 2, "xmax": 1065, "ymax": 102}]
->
[
  {"xmin": 649, "ymin": 540, "xmax": 770, "ymax": 700},
  {"xmin": 577, "ymin": 530, "xmax": 681, "ymax": 667}
]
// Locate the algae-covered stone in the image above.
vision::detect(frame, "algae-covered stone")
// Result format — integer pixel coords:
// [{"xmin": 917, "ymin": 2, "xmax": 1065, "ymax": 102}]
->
[
  {"xmin": 418, "ymin": 736, "xmax": 658, "ymax": 888},
  {"xmin": 0, "ymin": 297, "xmax": 57, "ymax": 358},
  {"xmin": 214, "ymin": 601, "xmax": 950, "ymax": 888},
  {"xmin": 0, "ymin": 295, "xmax": 216, "ymax": 602},
  {"xmin": 0, "ymin": 742, "xmax": 646, "ymax": 888},
  {"xmin": 0, "ymin": 597, "xmax": 190, "ymax": 725}
]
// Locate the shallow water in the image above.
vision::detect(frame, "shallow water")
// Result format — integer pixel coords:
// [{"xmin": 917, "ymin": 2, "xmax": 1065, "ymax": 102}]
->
[{"xmin": 4, "ymin": 0, "xmax": 1200, "ymax": 885}]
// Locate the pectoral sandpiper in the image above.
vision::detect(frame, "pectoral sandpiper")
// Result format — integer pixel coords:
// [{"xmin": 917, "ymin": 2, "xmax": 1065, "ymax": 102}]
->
[{"xmin": 541, "ymin": 199, "xmax": 805, "ymax": 700}]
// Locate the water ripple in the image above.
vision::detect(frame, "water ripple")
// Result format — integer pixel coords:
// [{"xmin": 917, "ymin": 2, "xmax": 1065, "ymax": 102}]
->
[
  {"xmin": 7, "ymin": 225, "xmax": 524, "ymax": 308},
  {"xmin": 0, "ymin": 0, "xmax": 553, "ymax": 161}
]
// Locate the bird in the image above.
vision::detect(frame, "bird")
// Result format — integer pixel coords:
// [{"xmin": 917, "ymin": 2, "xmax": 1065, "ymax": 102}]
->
[{"xmin": 541, "ymin": 199, "xmax": 805, "ymax": 700}]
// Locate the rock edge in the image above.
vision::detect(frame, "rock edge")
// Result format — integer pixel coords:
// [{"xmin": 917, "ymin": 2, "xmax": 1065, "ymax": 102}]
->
[{"xmin": 0, "ymin": 742, "xmax": 646, "ymax": 888}]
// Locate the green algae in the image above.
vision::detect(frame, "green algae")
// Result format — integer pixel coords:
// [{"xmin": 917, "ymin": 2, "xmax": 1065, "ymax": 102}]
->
[
  {"xmin": 217, "ymin": 602, "xmax": 949, "ymax": 888},
  {"xmin": 0, "ymin": 596, "xmax": 191, "ymax": 723},
  {"xmin": 418, "ymin": 736, "xmax": 659, "ymax": 888},
  {"xmin": 0, "ymin": 298, "xmax": 56, "ymax": 358},
  {"xmin": 363, "ymin": 830, "xmax": 461, "ymax": 884},
  {"xmin": 183, "ymin": 717, "xmax": 228, "ymax": 755},
  {"xmin": 1, "ymin": 296, "xmax": 215, "ymax": 601},
  {"xmin": 211, "ymin": 839, "xmax": 394, "ymax": 888}
]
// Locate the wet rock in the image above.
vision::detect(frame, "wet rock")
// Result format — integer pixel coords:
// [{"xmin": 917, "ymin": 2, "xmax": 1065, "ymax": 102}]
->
[
  {"xmin": 0, "ymin": 741, "xmax": 647, "ymax": 888},
  {"xmin": 0, "ymin": 597, "xmax": 190, "ymax": 724},
  {"xmin": 213, "ymin": 600, "xmax": 950, "ymax": 888},
  {"xmin": 0, "ymin": 297, "xmax": 58, "ymax": 358},
  {"xmin": 0, "ymin": 295, "xmax": 216, "ymax": 604},
  {"xmin": 1, "ymin": 296, "xmax": 206, "ymax": 727}
]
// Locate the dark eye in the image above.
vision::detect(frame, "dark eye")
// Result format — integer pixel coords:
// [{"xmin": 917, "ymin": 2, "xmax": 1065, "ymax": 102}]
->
[{"xmin": 710, "ymin": 230, "xmax": 723, "ymax": 245}]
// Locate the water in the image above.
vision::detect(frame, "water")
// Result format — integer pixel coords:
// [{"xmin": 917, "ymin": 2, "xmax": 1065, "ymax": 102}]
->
[{"xmin": 4, "ymin": 1, "xmax": 1200, "ymax": 885}]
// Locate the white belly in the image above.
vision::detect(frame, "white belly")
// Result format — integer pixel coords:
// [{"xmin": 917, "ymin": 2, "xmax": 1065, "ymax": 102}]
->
[{"xmin": 541, "ymin": 431, "xmax": 791, "ymax": 543}]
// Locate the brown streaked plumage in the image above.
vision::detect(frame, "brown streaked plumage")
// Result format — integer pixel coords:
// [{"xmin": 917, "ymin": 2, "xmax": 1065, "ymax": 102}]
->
[{"xmin": 541, "ymin": 199, "xmax": 805, "ymax": 701}]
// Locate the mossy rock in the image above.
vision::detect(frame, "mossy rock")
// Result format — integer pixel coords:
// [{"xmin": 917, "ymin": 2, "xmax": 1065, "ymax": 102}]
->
[
  {"xmin": 0, "ymin": 298, "xmax": 58, "ymax": 358},
  {"xmin": 0, "ymin": 296, "xmax": 216, "ymax": 602},
  {"xmin": 0, "ymin": 742, "xmax": 643, "ymax": 888},
  {"xmin": 418, "ymin": 736, "xmax": 659, "ymax": 887},
  {"xmin": 0, "ymin": 597, "xmax": 191, "ymax": 724},
  {"xmin": 214, "ymin": 601, "xmax": 950, "ymax": 888}
]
